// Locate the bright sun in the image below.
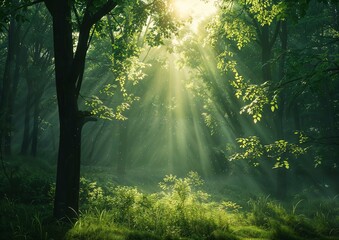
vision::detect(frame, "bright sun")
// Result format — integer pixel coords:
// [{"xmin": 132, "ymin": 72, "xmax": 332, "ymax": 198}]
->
[{"xmin": 173, "ymin": 0, "xmax": 216, "ymax": 20}]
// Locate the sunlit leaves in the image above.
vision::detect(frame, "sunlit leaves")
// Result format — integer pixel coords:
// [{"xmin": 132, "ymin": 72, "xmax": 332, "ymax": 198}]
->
[
  {"xmin": 202, "ymin": 112, "xmax": 218, "ymax": 135},
  {"xmin": 230, "ymin": 72, "xmax": 276, "ymax": 123},
  {"xmin": 159, "ymin": 171, "xmax": 208, "ymax": 205},
  {"xmin": 229, "ymin": 136, "xmax": 264, "ymax": 166},
  {"xmin": 273, "ymin": 158, "xmax": 290, "ymax": 169},
  {"xmin": 74, "ymin": 173, "xmax": 240, "ymax": 239},
  {"xmin": 221, "ymin": 201, "xmax": 242, "ymax": 213},
  {"xmin": 100, "ymin": 83, "xmax": 118, "ymax": 97},
  {"xmin": 270, "ymin": 93, "xmax": 278, "ymax": 112},
  {"xmin": 229, "ymin": 136, "xmax": 308, "ymax": 169},
  {"xmin": 84, "ymin": 0, "xmax": 179, "ymax": 123},
  {"xmin": 240, "ymin": 0, "xmax": 286, "ymax": 25},
  {"xmin": 223, "ymin": 18, "xmax": 256, "ymax": 49},
  {"xmin": 314, "ymin": 155, "xmax": 322, "ymax": 168},
  {"xmin": 85, "ymin": 95, "xmax": 116, "ymax": 120},
  {"xmin": 207, "ymin": 0, "xmax": 286, "ymax": 123},
  {"xmin": 145, "ymin": 0, "xmax": 179, "ymax": 46},
  {"xmin": 79, "ymin": 177, "xmax": 104, "ymax": 204},
  {"xmin": 294, "ymin": 131, "xmax": 309, "ymax": 144}
]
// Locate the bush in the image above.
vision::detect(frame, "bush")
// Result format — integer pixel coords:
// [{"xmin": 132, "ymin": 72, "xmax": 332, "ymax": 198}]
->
[{"xmin": 74, "ymin": 172, "xmax": 236, "ymax": 239}]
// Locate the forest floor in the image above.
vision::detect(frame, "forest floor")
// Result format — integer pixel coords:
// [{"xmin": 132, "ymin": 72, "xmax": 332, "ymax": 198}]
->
[{"xmin": 0, "ymin": 156, "xmax": 338, "ymax": 240}]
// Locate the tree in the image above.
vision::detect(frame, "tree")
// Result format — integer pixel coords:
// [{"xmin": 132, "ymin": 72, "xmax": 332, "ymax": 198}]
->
[
  {"xmin": 174, "ymin": 0, "xmax": 339, "ymax": 196},
  {"xmin": 0, "ymin": 0, "xmax": 28, "ymax": 155},
  {"xmin": 18, "ymin": 4, "xmax": 54, "ymax": 156},
  {"xmin": 42, "ymin": 0, "xmax": 177, "ymax": 219}
]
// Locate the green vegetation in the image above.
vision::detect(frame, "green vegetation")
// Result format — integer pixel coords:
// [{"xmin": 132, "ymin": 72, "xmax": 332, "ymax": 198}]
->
[
  {"xmin": 0, "ymin": 0, "xmax": 338, "ymax": 239},
  {"xmin": 1, "ymin": 159, "xmax": 338, "ymax": 239}
]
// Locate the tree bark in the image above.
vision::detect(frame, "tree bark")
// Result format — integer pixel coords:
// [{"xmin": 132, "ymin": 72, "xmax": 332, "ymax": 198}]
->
[
  {"xmin": 0, "ymin": 16, "xmax": 17, "ymax": 155},
  {"xmin": 47, "ymin": 0, "xmax": 80, "ymax": 220},
  {"xmin": 44, "ymin": 0, "xmax": 117, "ymax": 219},
  {"xmin": 30, "ymin": 92, "xmax": 40, "ymax": 156},
  {"xmin": 261, "ymin": 25, "xmax": 272, "ymax": 82},
  {"xmin": 21, "ymin": 77, "xmax": 32, "ymax": 155}
]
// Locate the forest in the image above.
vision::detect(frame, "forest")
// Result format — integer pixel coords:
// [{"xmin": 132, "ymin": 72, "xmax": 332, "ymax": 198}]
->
[{"xmin": 0, "ymin": 0, "xmax": 338, "ymax": 239}]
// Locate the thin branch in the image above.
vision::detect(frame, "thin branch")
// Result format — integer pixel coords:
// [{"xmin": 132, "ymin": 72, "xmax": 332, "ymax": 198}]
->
[
  {"xmin": 72, "ymin": 3, "xmax": 81, "ymax": 29},
  {"xmin": 88, "ymin": 1, "xmax": 118, "ymax": 26},
  {"xmin": 87, "ymin": 24, "xmax": 96, "ymax": 49},
  {"xmin": 10, "ymin": 0, "xmax": 43, "ymax": 14}
]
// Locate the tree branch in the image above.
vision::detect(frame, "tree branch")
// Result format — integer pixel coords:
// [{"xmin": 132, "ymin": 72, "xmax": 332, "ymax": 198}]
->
[
  {"xmin": 11, "ymin": 0, "xmax": 44, "ymax": 14},
  {"xmin": 88, "ymin": 1, "xmax": 118, "ymax": 26},
  {"xmin": 72, "ymin": 3, "xmax": 81, "ymax": 29},
  {"xmin": 269, "ymin": 20, "xmax": 281, "ymax": 50}
]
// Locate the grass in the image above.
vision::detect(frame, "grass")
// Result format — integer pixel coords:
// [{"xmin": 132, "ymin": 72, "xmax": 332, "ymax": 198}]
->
[{"xmin": 0, "ymin": 157, "xmax": 338, "ymax": 240}]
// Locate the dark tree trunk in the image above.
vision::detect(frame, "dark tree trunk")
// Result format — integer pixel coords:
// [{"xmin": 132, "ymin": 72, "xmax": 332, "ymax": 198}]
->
[
  {"xmin": 46, "ymin": 1, "xmax": 80, "ymax": 220},
  {"xmin": 261, "ymin": 25, "xmax": 272, "ymax": 82},
  {"xmin": 30, "ymin": 93, "xmax": 40, "ymax": 156},
  {"xmin": 256, "ymin": 20, "xmax": 286, "ymax": 198},
  {"xmin": 21, "ymin": 79, "xmax": 32, "ymax": 155},
  {"xmin": 0, "ymin": 17, "xmax": 17, "ymax": 155},
  {"xmin": 43, "ymin": 0, "xmax": 117, "ymax": 220},
  {"xmin": 6, "ymin": 34, "xmax": 24, "ymax": 154}
]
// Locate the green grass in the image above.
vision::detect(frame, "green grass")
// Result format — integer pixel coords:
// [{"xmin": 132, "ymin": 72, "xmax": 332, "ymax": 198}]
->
[{"xmin": 1, "ymin": 158, "xmax": 338, "ymax": 240}]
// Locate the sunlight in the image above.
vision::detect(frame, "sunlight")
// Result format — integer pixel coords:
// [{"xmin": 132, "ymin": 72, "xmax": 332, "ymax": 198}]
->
[
  {"xmin": 173, "ymin": 0, "xmax": 190, "ymax": 18},
  {"xmin": 172, "ymin": 0, "xmax": 217, "ymax": 31}
]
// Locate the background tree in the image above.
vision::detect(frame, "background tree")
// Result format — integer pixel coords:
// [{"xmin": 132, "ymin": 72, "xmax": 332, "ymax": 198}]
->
[{"xmin": 174, "ymin": 0, "xmax": 339, "ymax": 197}]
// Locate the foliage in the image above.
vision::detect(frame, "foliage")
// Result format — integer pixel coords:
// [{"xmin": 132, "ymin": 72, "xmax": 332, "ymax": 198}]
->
[
  {"xmin": 71, "ymin": 172, "xmax": 235, "ymax": 239},
  {"xmin": 1, "ymin": 166, "xmax": 339, "ymax": 239},
  {"xmin": 82, "ymin": 0, "xmax": 180, "ymax": 121},
  {"xmin": 207, "ymin": 0, "xmax": 283, "ymax": 122},
  {"xmin": 229, "ymin": 134, "xmax": 308, "ymax": 168},
  {"xmin": 0, "ymin": 156, "xmax": 54, "ymax": 204},
  {"xmin": 246, "ymin": 195, "xmax": 339, "ymax": 239}
]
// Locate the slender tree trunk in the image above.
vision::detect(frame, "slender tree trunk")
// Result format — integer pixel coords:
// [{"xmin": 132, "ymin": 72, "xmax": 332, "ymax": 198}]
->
[
  {"xmin": 0, "ymin": 17, "xmax": 16, "ymax": 155},
  {"xmin": 30, "ymin": 94, "xmax": 40, "ymax": 156},
  {"xmin": 5, "ymin": 31, "xmax": 23, "ymax": 154},
  {"xmin": 117, "ymin": 121, "xmax": 127, "ymax": 176},
  {"xmin": 21, "ymin": 79, "xmax": 32, "ymax": 155},
  {"xmin": 261, "ymin": 25, "xmax": 272, "ymax": 83},
  {"xmin": 275, "ymin": 21, "xmax": 288, "ymax": 200}
]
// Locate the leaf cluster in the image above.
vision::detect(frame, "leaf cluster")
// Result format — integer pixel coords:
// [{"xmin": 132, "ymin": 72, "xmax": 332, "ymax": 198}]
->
[{"xmin": 229, "ymin": 135, "xmax": 308, "ymax": 169}]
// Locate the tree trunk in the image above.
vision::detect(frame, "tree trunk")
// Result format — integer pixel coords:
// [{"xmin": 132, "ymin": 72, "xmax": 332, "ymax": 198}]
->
[
  {"xmin": 117, "ymin": 121, "xmax": 127, "ymax": 176},
  {"xmin": 30, "ymin": 93, "xmax": 40, "ymax": 156},
  {"xmin": 44, "ymin": 0, "xmax": 117, "ymax": 220},
  {"xmin": 0, "ymin": 16, "xmax": 17, "ymax": 155},
  {"xmin": 261, "ymin": 25, "xmax": 272, "ymax": 83},
  {"xmin": 275, "ymin": 21, "xmax": 288, "ymax": 200},
  {"xmin": 20, "ymin": 79, "xmax": 32, "ymax": 155},
  {"xmin": 48, "ymin": 1, "xmax": 81, "ymax": 220},
  {"xmin": 6, "ymin": 32, "xmax": 23, "ymax": 154}
]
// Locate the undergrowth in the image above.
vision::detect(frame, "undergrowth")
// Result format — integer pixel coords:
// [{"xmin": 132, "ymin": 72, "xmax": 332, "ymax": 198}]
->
[{"xmin": 0, "ymin": 159, "xmax": 338, "ymax": 240}]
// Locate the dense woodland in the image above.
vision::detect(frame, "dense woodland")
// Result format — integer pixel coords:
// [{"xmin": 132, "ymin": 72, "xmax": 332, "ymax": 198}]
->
[{"xmin": 0, "ymin": 0, "xmax": 338, "ymax": 239}]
